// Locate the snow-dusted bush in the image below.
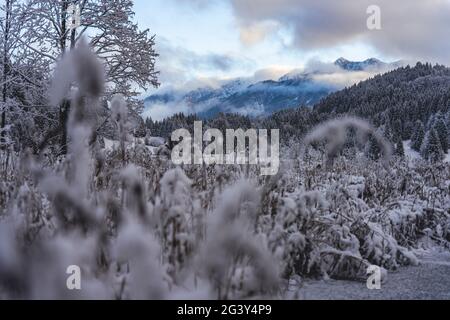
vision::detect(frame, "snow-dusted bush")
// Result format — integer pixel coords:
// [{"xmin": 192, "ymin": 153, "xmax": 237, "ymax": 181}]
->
[
  {"xmin": 199, "ymin": 181, "xmax": 280, "ymax": 299},
  {"xmin": 303, "ymin": 117, "xmax": 393, "ymax": 168}
]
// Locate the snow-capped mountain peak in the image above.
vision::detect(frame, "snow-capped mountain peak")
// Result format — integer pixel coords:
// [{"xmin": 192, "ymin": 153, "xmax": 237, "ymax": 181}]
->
[
  {"xmin": 334, "ymin": 57, "xmax": 387, "ymax": 71},
  {"xmin": 145, "ymin": 57, "xmax": 403, "ymax": 119}
]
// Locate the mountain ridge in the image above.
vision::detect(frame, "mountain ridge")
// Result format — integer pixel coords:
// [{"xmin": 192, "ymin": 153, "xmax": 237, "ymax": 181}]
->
[
  {"xmin": 144, "ymin": 58, "xmax": 403, "ymax": 120},
  {"xmin": 146, "ymin": 62, "xmax": 450, "ymax": 146}
]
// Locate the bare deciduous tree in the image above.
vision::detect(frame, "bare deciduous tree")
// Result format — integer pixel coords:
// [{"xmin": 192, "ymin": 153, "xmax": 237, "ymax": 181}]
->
[{"xmin": 17, "ymin": 0, "xmax": 159, "ymax": 153}]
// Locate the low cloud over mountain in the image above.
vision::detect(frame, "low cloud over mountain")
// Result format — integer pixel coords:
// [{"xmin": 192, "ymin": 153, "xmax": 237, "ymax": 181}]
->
[{"xmin": 143, "ymin": 57, "xmax": 404, "ymax": 120}]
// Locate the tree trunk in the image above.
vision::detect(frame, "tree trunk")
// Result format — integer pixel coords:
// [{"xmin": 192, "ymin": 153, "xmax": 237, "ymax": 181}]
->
[
  {"xmin": 59, "ymin": 0, "xmax": 69, "ymax": 154},
  {"xmin": 59, "ymin": 99, "xmax": 70, "ymax": 155},
  {"xmin": 60, "ymin": 0, "xmax": 68, "ymax": 54},
  {"xmin": 1, "ymin": 0, "xmax": 12, "ymax": 149}
]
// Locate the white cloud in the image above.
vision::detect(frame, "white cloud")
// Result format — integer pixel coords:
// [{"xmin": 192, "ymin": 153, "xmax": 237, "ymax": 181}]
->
[
  {"xmin": 239, "ymin": 21, "xmax": 280, "ymax": 46},
  {"xmin": 142, "ymin": 101, "xmax": 192, "ymax": 121},
  {"xmin": 229, "ymin": 0, "xmax": 450, "ymax": 64}
]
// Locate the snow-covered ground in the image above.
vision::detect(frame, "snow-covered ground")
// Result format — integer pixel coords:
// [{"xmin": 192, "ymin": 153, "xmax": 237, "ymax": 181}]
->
[
  {"xmin": 103, "ymin": 137, "xmax": 162, "ymax": 154},
  {"xmin": 103, "ymin": 137, "xmax": 119, "ymax": 150},
  {"xmin": 403, "ymin": 140, "xmax": 421, "ymax": 163},
  {"xmin": 404, "ymin": 140, "xmax": 450, "ymax": 164},
  {"xmin": 287, "ymin": 246, "xmax": 450, "ymax": 300}
]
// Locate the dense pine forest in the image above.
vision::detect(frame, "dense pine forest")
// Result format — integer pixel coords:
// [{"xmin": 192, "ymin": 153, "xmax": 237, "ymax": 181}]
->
[{"xmin": 147, "ymin": 63, "xmax": 450, "ymax": 162}]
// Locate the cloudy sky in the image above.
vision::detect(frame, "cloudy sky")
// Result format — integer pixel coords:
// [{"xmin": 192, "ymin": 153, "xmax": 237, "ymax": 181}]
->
[{"xmin": 133, "ymin": 0, "xmax": 450, "ymax": 93}]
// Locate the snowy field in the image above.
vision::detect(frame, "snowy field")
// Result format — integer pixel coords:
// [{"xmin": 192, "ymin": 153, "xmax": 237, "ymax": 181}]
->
[
  {"xmin": 288, "ymin": 246, "xmax": 450, "ymax": 300},
  {"xmin": 404, "ymin": 140, "xmax": 450, "ymax": 164}
]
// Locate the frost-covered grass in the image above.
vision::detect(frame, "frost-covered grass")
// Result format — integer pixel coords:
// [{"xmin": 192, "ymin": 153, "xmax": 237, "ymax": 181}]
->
[
  {"xmin": 0, "ymin": 44, "xmax": 449, "ymax": 300},
  {"xmin": 1, "ymin": 135, "xmax": 448, "ymax": 299}
]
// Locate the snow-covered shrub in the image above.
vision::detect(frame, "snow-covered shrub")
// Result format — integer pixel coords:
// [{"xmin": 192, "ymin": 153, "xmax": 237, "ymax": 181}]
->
[
  {"xmin": 154, "ymin": 167, "xmax": 197, "ymax": 281},
  {"xmin": 113, "ymin": 218, "xmax": 167, "ymax": 299},
  {"xmin": 199, "ymin": 181, "xmax": 280, "ymax": 299},
  {"xmin": 303, "ymin": 117, "xmax": 393, "ymax": 168}
]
